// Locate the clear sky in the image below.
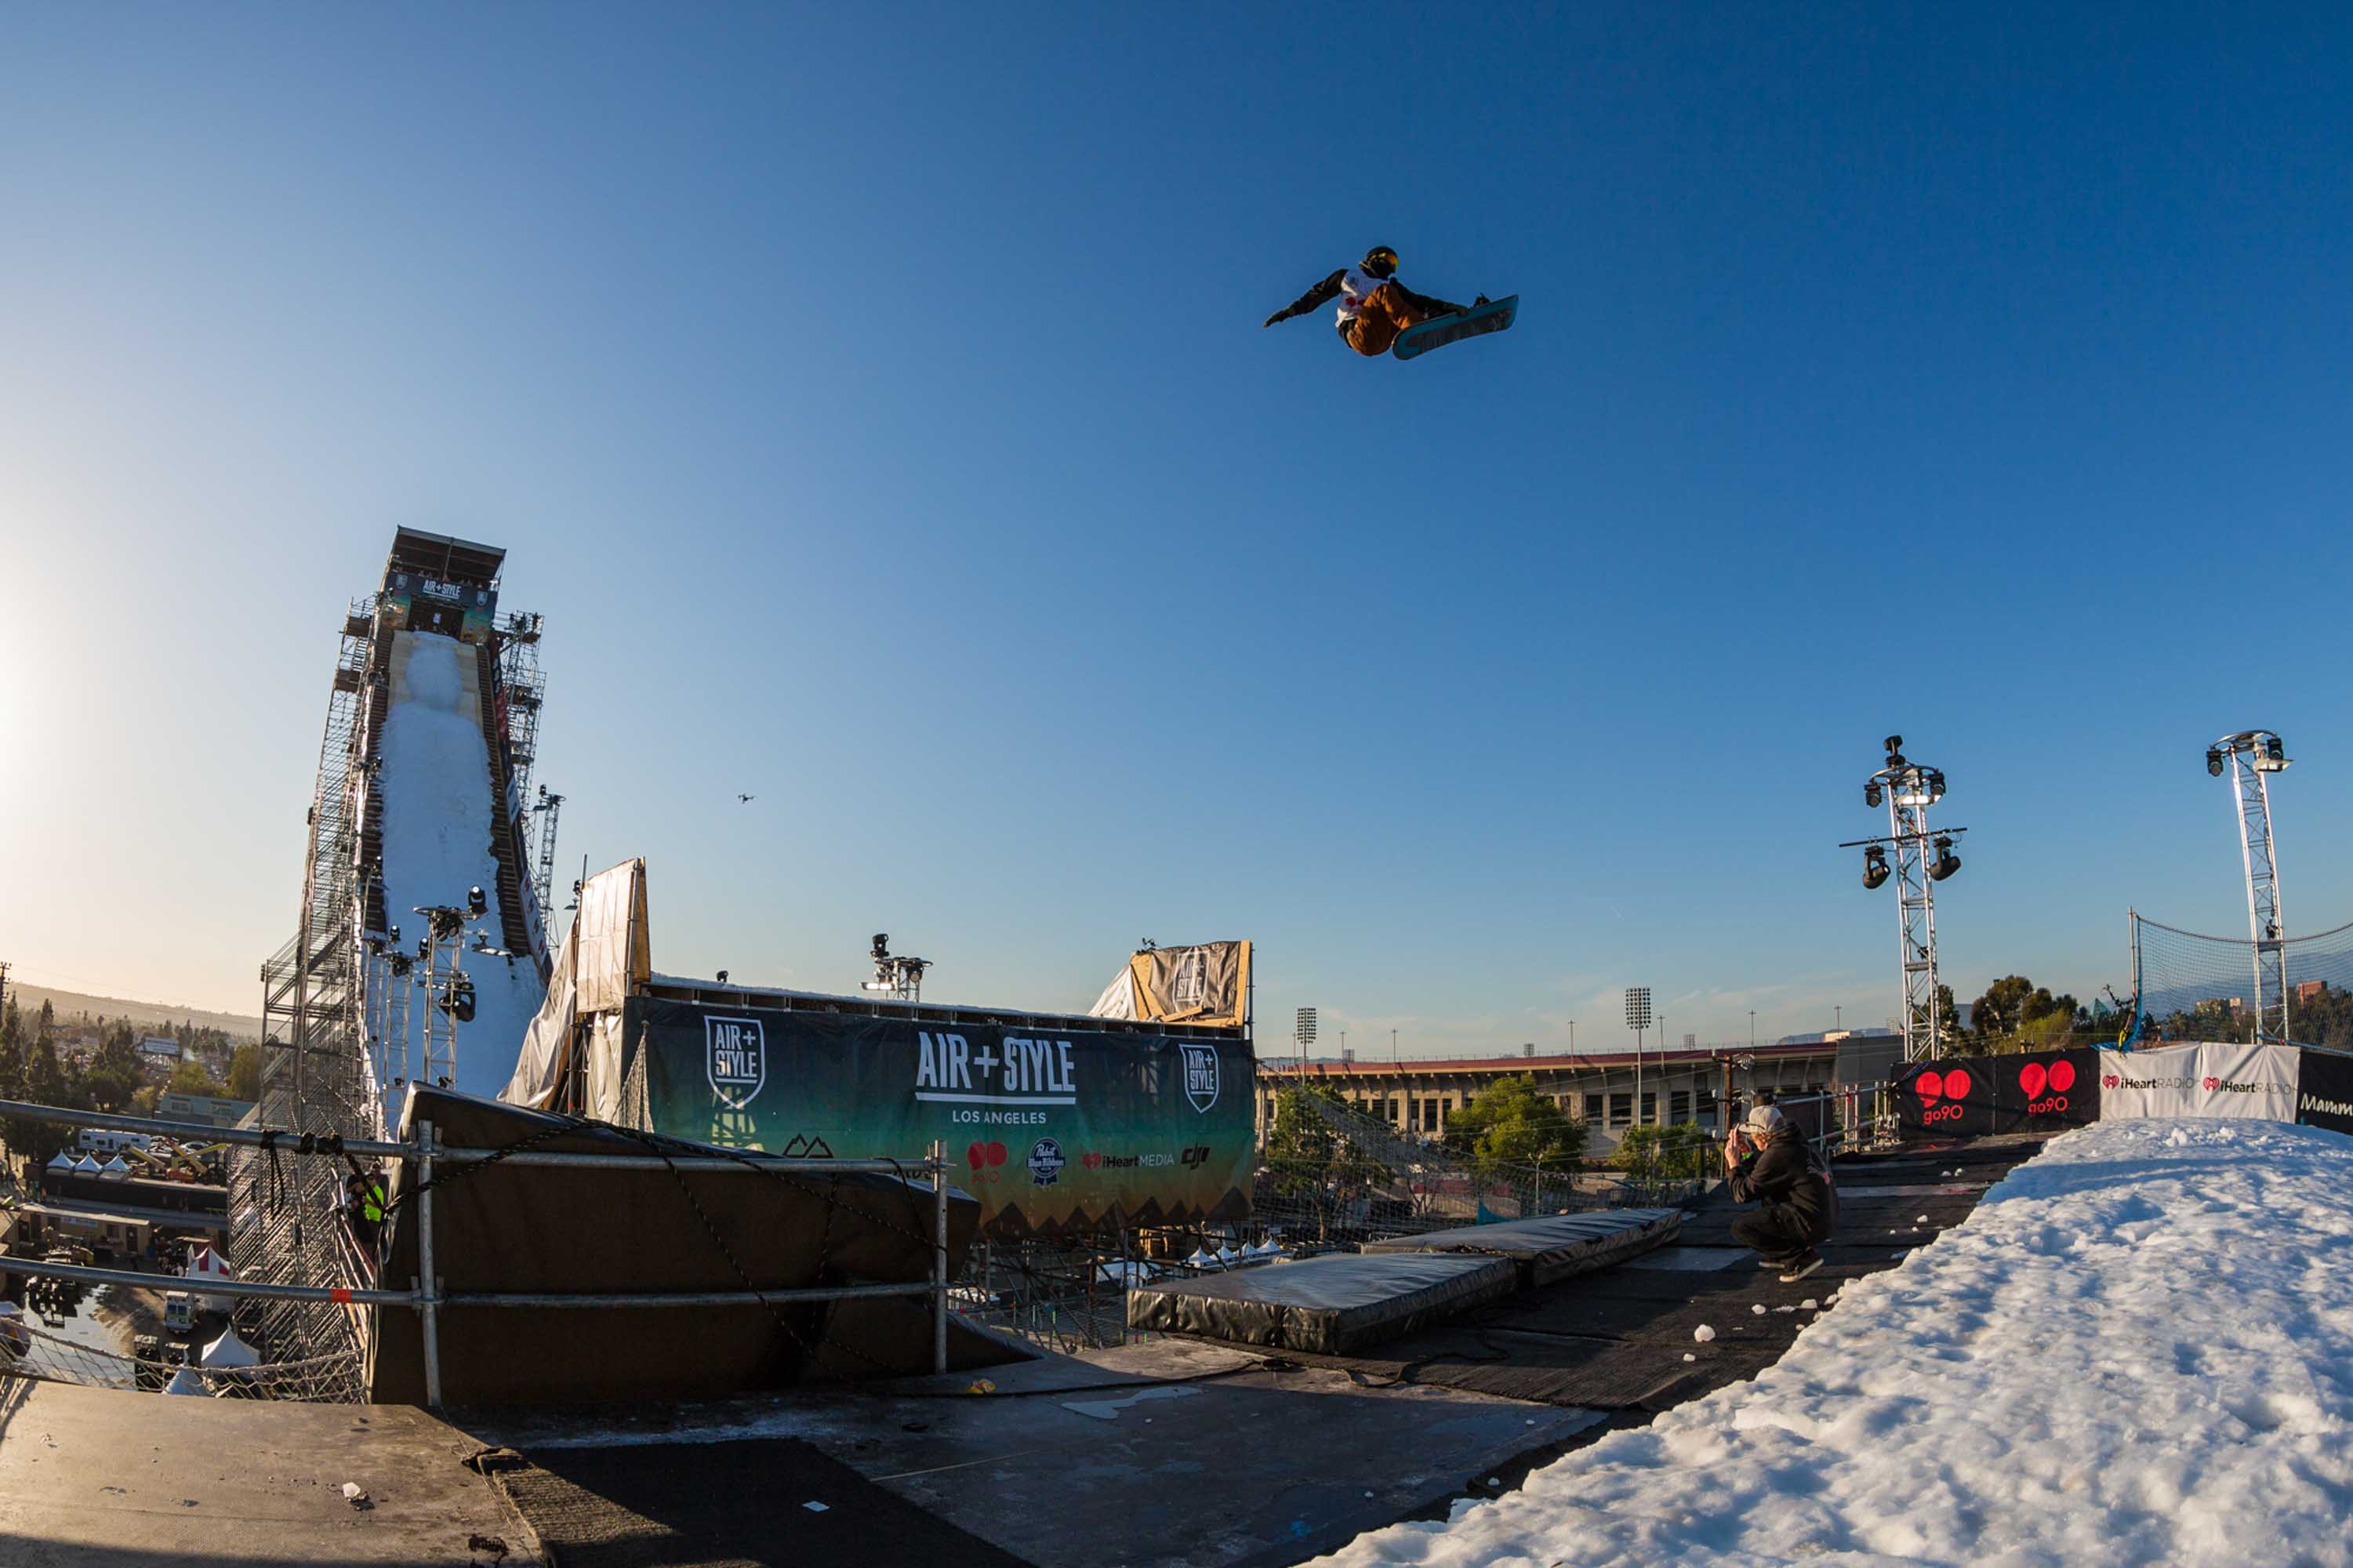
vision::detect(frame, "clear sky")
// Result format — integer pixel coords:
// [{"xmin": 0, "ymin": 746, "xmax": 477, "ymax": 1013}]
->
[{"xmin": 3, "ymin": 5, "xmax": 2348, "ymax": 1055}]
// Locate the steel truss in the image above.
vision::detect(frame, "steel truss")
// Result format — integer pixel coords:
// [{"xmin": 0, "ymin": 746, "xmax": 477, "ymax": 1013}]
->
[{"xmin": 2211, "ymin": 729, "xmax": 2291, "ymax": 1043}]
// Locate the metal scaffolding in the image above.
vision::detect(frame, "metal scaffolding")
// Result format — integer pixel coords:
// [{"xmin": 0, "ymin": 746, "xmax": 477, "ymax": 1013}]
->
[
  {"xmin": 1845, "ymin": 736, "xmax": 1967, "ymax": 1064},
  {"xmin": 2208, "ymin": 729, "xmax": 2292, "ymax": 1042}
]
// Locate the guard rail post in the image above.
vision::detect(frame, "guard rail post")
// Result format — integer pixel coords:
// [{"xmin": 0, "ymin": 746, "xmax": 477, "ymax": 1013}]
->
[
  {"xmin": 931, "ymin": 1140, "xmax": 950, "ymax": 1375},
  {"xmin": 416, "ymin": 1118, "xmax": 443, "ymax": 1407}
]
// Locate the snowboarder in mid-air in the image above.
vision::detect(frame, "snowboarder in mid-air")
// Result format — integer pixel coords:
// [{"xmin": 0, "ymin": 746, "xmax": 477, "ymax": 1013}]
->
[{"xmin": 1262, "ymin": 245, "xmax": 1497, "ymax": 358}]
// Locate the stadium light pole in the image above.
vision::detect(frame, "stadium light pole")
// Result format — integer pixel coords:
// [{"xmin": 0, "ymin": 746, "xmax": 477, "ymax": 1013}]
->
[
  {"xmin": 1624, "ymin": 987, "xmax": 1651, "ymax": 1131},
  {"xmin": 2207, "ymin": 730, "xmax": 2291, "ymax": 1043},
  {"xmin": 1842, "ymin": 735, "xmax": 1969, "ymax": 1065}
]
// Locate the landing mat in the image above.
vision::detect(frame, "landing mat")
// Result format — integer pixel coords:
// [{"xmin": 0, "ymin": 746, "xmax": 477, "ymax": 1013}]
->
[
  {"xmin": 1360, "ymin": 1207, "xmax": 1682, "ymax": 1287},
  {"xmin": 1127, "ymin": 1251, "xmax": 1517, "ymax": 1356}
]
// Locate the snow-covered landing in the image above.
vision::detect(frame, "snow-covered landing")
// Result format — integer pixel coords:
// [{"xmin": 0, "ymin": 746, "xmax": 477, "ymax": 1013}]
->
[
  {"xmin": 377, "ymin": 630, "xmax": 545, "ymax": 1101},
  {"xmin": 1321, "ymin": 1119, "xmax": 2353, "ymax": 1568}
]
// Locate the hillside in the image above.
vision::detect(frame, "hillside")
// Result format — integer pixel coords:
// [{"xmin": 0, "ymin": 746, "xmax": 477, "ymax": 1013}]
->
[{"xmin": 4, "ymin": 981, "xmax": 263, "ymax": 1043}]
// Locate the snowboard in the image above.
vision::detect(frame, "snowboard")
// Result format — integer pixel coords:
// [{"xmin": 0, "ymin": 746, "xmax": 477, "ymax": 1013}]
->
[{"xmin": 1393, "ymin": 293, "xmax": 1518, "ymax": 361}]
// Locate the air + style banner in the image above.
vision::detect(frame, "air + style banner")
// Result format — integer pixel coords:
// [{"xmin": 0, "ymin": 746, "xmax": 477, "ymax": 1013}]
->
[
  {"xmin": 629, "ymin": 998, "xmax": 1255, "ymax": 1237},
  {"xmin": 2094, "ymin": 1042, "xmax": 2300, "ymax": 1123}
]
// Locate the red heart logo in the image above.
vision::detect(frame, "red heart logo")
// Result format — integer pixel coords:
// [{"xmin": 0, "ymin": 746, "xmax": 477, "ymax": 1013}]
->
[
  {"xmin": 1915, "ymin": 1071, "xmax": 1944, "ymax": 1105},
  {"xmin": 1944, "ymin": 1069, "xmax": 1973, "ymax": 1102},
  {"xmin": 2202, "ymin": 1076, "xmax": 2219, "ymax": 1092},
  {"xmin": 1084, "ymin": 1152, "xmax": 1102, "ymax": 1169},
  {"xmin": 986, "ymin": 1142, "xmax": 1008, "ymax": 1167},
  {"xmin": 967, "ymin": 1142, "xmax": 986, "ymax": 1171},
  {"xmin": 2049, "ymin": 1060, "xmax": 2075, "ymax": 1094},
  {"xmin": 2020, "ymin": 1062, "xmax": 2047, "ymax": 1100}
]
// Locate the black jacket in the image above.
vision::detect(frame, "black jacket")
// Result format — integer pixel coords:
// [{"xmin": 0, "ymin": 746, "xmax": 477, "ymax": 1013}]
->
[
  {"xmin": 1729, "ymin": 1125, "xmax": 1837, "ymax": 1243},
  {"xmin": 1265, "ymin": 269, "xmax": 1467, "ymax": 328}
]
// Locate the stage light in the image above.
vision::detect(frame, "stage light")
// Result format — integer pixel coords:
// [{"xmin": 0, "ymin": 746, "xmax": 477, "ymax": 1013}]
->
[
  {"xmin": 1883, "ymin": 735, "xmax": 1903, "ymax": 755},
  {"xmin": 2206, "ymin": 749, "xmax": 2224, "ymax": 777},
  {"xmin": 871, "ymin": 933, "xmax": 890, "ymax": 960},
  {"xmin": 467, "ymin": 885, "xmax": 487, "ymax": 916},
  {"xmin": 1929, "ymin": 834, "xmax": 1961, "ymax": 881},
  {"xmin": 716, "ymin": 970, "xmax": 729, "ymax": 984},
  {"xmin": 1865, "ymin": 782, "xmax": 1883, "ymax": 808},
  {"xmin": 1862, "ymin": 845, "xmax": 1890, "ymax": 890}
]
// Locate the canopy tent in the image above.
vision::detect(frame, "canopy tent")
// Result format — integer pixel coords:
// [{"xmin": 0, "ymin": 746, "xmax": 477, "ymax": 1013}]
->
[{"xmin": 199, "ymin": 1327, "xmax": 260, "ymax": 1369}]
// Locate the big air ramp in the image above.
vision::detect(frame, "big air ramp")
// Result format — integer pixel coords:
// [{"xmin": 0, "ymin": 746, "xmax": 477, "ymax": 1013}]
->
[
  {"xmin": 376, "ymin": 630, "xmax": 546, "ymax": 1099},
  {"xmin": 1126, "ymin": 1252, "xmax": 1519, "ymax": 1355},
  {"xmin": 1359, "ymin": 1208, "xmax": 1683, "ymax": 1287}
]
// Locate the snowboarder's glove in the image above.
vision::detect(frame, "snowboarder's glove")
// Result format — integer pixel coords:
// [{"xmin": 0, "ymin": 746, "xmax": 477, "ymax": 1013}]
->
[{"xmin": 1262, "ymin": 310, "xmax": 1288, "ymax": 328}]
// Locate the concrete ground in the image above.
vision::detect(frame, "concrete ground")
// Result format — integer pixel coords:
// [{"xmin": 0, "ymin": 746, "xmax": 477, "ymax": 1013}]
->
[{"xmin": 0, "ymin": 1377, "xmax": 528, "ymax": 1567}]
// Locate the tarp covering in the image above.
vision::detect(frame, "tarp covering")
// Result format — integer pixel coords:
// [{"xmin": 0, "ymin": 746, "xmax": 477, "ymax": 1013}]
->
[
  {"xmin": 1088, "ymin": 942, "xmax": 1251, "ymax": 1029},
  {"xmin": 614, "ymin": 998, "xmax": 1255, "ymax": 1238},
  {"xmin": 499, "ymin": 858, "xmax": 645, "ymax": 1109},
  {"xmin": 368, "ymin": 1087, "xmax": 1019, "ymax": 1405},
  {"xmin": 1126, "ymin": 1251, "xmax": 1518, "ymax": 1355},
  {"xmin": 1360, "ymin": 1208, "xmax": 1683, "ymax": 1289}
]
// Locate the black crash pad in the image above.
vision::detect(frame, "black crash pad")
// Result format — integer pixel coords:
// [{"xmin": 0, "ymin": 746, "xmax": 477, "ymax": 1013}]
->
[
  {"xmin": 1358, "ymin": 1208, "xmax": 1682, "ymax": 1287},
  {"xmin": 1127, "ymin": 1252, "xmax": 1518, "ymax": 1356}
]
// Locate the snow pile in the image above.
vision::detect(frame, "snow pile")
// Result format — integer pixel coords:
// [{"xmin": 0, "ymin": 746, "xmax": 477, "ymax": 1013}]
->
[
  {"xmin": 376, "ymin": 631, "xmax": 546, "ymax": 1100},
  {"xmin": 1320, "ymin": 1119, "xmax": 2353, "ymax": 1567}
]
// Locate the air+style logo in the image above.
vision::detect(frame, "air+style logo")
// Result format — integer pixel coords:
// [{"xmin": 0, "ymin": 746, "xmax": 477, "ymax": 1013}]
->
[{"xmin": 1912, "ymin": 1067, "xmax": 1973, "ymax": 1123}]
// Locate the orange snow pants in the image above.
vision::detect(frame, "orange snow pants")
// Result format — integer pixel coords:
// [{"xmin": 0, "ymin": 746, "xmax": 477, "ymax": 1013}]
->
[{"xmin": 1340, "ymin": 282, "xmax": 1443, "ymax": 357}]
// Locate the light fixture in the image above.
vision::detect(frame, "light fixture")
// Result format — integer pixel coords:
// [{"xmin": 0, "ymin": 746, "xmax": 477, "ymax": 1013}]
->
[
  {"xmin": 1929, "ymin": 834, "xmax": 1962, "ymax": 881},
  {"xmin": 467, "ymin": 886, "xmax": 488, "ymax": 917},
  {"xmin": 2265, "ymin": 735, "xmax": 2285, "ymax": 764},
  {"xmin": 716, "ymin": 970, "xmax": 729, "ymax": 984},
  {"xmin": 2206, "ymin": 748, "xmax": 2224, "ymax": 777},
  {"xmin": 1862, "ymin": 845, "xmax": 1890, "ymax": 890},
  {"xmin": 1865, "ymin": 782, "xmax": 1883, "ymax": 808}
]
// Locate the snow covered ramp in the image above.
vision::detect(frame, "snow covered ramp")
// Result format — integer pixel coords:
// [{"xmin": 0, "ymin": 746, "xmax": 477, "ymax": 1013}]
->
[{"xmin": 1320, "ymin": 1118, "xmax": 2353, "ymax": 1568}]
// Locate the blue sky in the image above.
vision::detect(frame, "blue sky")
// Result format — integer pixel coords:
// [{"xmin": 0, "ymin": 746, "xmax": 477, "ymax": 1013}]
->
[{"xmin": 3, "ymin": 5, "xmax": 2348, "ymax": 1054}]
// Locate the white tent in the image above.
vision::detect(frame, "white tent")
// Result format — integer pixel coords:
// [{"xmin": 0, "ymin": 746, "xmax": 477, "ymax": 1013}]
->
[
  {"xmin": 44, "ymin": 1152, "xmax": 71, "ymax": 1174},
  {"xmin": 71, "ymin": 1155, "xmax": 101, "ymax": 1175},
  {"xmin": 183, "ymin": 1244, "xmax": 235, "ymax": 1308},
  {"xmin": 198, "ymin": 1327, "xmax": 260, "ymax": 1370},
  {"xmin": 99, "ymin": 1156, "xmax": 131, "ymax": 1180},
  {"xmin": 163, "ymin": 1366, "xmax": 209, "ymax": 1396}
]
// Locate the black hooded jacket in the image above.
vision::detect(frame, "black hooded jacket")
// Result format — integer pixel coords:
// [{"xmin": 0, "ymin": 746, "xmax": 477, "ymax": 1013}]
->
[{"xmin": 1729, "ymin": 1124, "xmax": 1837, "ymax": 1242}]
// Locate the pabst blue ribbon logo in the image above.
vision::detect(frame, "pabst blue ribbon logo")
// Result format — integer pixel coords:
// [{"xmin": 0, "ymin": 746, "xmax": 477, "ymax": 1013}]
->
[
  {"xmin": 1180, "ymin": 1042, "xmax": 1221, "ymax": 1114},
  {"xmin": 705, "ymin": 1016, "xmax": 766, "ymax": 1109},
  {"xmin": 1026, "ymin": 1137, "xmax": 1066, "ymax": 1187}
]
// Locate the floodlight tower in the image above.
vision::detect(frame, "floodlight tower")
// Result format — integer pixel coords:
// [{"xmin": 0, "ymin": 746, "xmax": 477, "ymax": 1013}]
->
[
  {"xmin": 1843, "ymin": 736, "xmax": 1967, "ymax": 1064},
  {"xmin": 2206, "ymin": 730, "xmax": 2291, "ymax": 1042},
  {"xmin": 860, "ymin": 933, "xmax": 931, "ymax": 1003},
  {"xmin": 1295, "ymin": 1006, "xmax": 1319, "ymax": 1072},
  {"xmin": 1624, "ymin": 987, "xmax": 1651, "ymax": 1126}
]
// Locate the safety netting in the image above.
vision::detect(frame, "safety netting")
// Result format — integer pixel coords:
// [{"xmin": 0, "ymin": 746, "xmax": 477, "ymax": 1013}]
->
[{"xmin": 2133, "ymin": 912, "xmax": 2353, "ymax": 1049}]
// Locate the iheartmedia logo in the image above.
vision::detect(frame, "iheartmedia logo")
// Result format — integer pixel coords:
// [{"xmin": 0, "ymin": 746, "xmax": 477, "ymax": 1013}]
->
[
  {"xmin": 1912, "ymin": 1068, "xmax": 1974, "ymax": 1124},
  {"xmin": 2203, "ymin": 1076, "xmax": 2264, "ymax": 1094},
  {"xmin": 2105, "ymin": 1074, "xmax": 2196, "ymax": 1091},
  {"xmin": 2018, "ymin": 1059, "xmax": 2075, "ymax": 1115}
]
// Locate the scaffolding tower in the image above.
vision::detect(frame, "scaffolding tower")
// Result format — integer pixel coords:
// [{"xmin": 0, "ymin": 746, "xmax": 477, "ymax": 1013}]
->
[{"xmin": 2207, "ymin": 729, "xmax": 2293, "ymax": 1042}]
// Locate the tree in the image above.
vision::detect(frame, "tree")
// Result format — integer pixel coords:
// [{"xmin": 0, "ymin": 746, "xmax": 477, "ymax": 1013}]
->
[
  {"xmin": 166, "ymin": 1059, "xmax": 227, "ymax": 1098},
  {"xmin": 1970, "ymin": 975, "xmax": 2084, "ymax": 1052},
  {"xmin": 1612, "ymin": 1123, "xmax": 1716, "ymax": 1181},
  {"xmin": 1443, "ymin": 1075, "xmax": 1587, "ymax": 1170},
  {"xmin": 226, "ymin": 1044, "xmax": 263, "ymax": 1102},
  {"xmin": 1259, "ymin": 1087, "xmax": 1394, "ymax": 1240}
]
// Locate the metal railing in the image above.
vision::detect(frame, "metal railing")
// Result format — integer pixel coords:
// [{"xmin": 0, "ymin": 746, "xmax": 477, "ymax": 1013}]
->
[{"xmin": 0, "ymin": 1098, "xmax": 954, "ymax": 1406}]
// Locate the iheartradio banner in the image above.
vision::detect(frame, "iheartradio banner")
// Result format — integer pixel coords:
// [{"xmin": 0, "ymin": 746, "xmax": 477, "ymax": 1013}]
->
[
  {"xmin": 1899, "ymin": 1047, "xmax": 2101, "ymax": 1136},
  {"xmin": 2095, "ymin": 1043, "xmax": 2300, "ymax": 1123}
]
